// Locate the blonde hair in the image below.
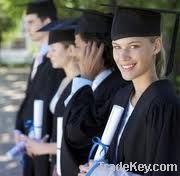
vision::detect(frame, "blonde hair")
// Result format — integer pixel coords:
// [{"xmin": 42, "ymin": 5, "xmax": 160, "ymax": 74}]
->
[{"xmin": 149, "ymin": 36, "xmax": 166, "ymax": 78}]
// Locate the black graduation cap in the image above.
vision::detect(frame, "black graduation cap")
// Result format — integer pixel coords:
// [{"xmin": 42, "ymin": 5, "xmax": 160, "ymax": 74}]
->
[
  {"xmin": 101, "ymin": 4, "xmax": 180, "ymax": 76},
  {"xmin": 111, "ymin": 8, "xmax": 161, "ymax": 40},
  {"xmin": 38, "ymin": 20, "xmax": 61, "ymax": 32},
  {"xmin": 48, "ymin": 29, "xmax": 75, "ymax": 45},
  {"xmin": 38, "ymin": 18, "xmax": 78, "ymax": 32},
  {"xmin": 38, "ymin": 19, "xmax": 77, "ymax": 45},
  {"xmin": 100, "ymin": 4, "xmax": 180, "ymax": 14},
  {"xmin": 53, "ymin": 18, "xmax": 79, "ymax": 31},
  {"xmin": 59, "ymin": 6, "xmax": 113, "ymax": 39},
  {"xmin": 19, "ymin": 0, "xmax": 57, "ymax": 20}
]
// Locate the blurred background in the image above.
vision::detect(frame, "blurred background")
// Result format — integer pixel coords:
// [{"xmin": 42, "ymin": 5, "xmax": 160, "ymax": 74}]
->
[{"xmin": 0, "ymin": 0, "xmax": 179, "ymax": 175}]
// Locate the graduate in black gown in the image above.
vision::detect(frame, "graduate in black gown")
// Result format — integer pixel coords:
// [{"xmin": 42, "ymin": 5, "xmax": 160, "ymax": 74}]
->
[
  {"xmin": 60, "ymin": 10, "xmax": 128, "ymax": 176},
  {"xmin": 14, "ymin": 1, "xmax": 65, "ymax": 176},
  {"xmin": 21, "ymin": 20, "xmax": 80, "ymax": 176},
  {"xmin": 79, "ymin": 7, "xmax": 180, "ymax": 176}
]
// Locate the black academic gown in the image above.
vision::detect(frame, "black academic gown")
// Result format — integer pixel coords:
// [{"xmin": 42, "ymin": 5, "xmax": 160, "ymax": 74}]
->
[
  {"xmin": 108, "ymin": 80, "xmax": 180, "ymax": 176},
  {"xmin": 61, "ymin": 70, "xmax": 129, "ymax": 176},
  {"xmin": 50, "ymin": 81, "xmax": 72, "ymax": 173},
  {"xmin": 15, "ymin": 56, "xmax": 65, "ymax": 176}
]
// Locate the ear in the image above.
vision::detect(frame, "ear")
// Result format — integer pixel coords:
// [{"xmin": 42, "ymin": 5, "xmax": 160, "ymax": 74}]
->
[
  {"xmin": 47, "ymin": 50, "xmax": 51, "ymax": 59},
  {"xmin": 154, "ymin": 37, "xmax": 162, "ymax": 55},
  {"xmin": 67, "ymin": 44, "xmax": 75, "ymax": 57}
]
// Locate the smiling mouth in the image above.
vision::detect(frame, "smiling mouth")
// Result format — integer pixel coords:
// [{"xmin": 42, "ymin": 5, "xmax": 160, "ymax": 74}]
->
[{"xmin": 121, "ymin": 64, "xmax": 136, "ymax": 71}]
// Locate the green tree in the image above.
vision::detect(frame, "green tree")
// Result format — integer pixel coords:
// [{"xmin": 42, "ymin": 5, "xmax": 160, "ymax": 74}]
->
[{"xmin": 0, "ymin": 0, "xmax": 179, "ymax": 94}]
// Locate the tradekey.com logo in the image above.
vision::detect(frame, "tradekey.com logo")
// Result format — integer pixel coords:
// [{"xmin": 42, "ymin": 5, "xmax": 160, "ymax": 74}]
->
[{"xmin": 99, "ymin": 162, "xmax": 178, "ymax": 174}]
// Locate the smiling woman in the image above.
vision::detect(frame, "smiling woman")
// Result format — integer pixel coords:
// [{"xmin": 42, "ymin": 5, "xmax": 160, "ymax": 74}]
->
[{"xmin": 107, "ymin": 7, "xmax": 180, "ymax": 176}]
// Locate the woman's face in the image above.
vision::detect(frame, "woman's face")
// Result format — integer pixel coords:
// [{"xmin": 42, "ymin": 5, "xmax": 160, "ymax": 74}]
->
[
  {"xmin": 112, "ymin": 37, "xmax": 161, "ymax": 81},
  {"xmin": 47, "ymin": 42, "xmax": 69, "ymax": 68}
]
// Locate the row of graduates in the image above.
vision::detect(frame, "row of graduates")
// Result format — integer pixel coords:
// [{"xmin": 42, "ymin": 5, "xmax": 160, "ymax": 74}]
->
[{"xmin": 14, "ymin": 0, "xmax": 180, "ymax": 176}]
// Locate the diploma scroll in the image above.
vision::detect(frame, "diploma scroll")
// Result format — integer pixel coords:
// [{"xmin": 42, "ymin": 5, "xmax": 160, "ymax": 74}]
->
[
  {"xmin": 6, "ymin": 141, "xmax": 25, "ymax": 162},
  {"xmin": 33, "ymin": 100, "xmax": 44, "ymax": 140},
  {"xmin": 56, "ymin": 117, "xmax": 63, "ymax": 176},
  {"xmin": 94, "ymin": 105, "xmax": 124, "ymax": 160}
]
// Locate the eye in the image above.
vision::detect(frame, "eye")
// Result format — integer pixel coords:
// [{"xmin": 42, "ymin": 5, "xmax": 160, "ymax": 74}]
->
[
  {"xmin": 27, "ymin": 21, "xmax": 32, "ymax": 25},
  {"xmin": 129, "ymin": 45, "xmax": 140, "ymax": 49},
  {"xmin": 30, "ymin": 20, "xmax": 35, "ymax": 24},
  {"xmin": 113, "ymin": 45, "xmax": 121, "ymax": 50},
  {"xmin": 51, "ymin": 47, "xmax": 56, "ymax": 52}
]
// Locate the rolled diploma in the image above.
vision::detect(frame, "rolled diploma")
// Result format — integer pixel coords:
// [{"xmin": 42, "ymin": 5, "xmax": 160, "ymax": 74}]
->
[
  {"xmin": 57, "ymin": 117, "xmax": 63, "ymax": 176},
  {"xmin": 6, "ymin": 141, "xmax": 25, "ymax": 159},
  {"xmin": 94, "ymin": 105, "xmax": 124, "ymax": 160},
  {"xmin": 33, "ymin": 100, "xmax": 44, "ymax": 140}
]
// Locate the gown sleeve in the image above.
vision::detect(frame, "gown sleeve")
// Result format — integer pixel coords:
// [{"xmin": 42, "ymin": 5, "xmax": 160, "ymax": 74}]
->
[
  {"xmin": 65, "ymin": 84, "xmax": 114, "ymax": 147},
  {"xmin": 15, "ymin": 99, "xmax": 26, "ymax": 133},
  {"xmin": 145, "ymin": 98, "xmax": 180, "ymax": 176},
  {"xmin": 15, "ymin": 61, "xmax": 34, "ymax": 133},
  {"xmin": 65, "ymin": 86, "xmax": 96, "ymax": 148}
]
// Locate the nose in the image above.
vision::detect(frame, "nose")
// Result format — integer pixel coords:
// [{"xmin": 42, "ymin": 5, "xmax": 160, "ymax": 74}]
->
[
  {"xmin": 25, "ymin": 26, "xmax": 29, "ymax": 33},
  {"xmin": 115, "ymin": 49, "xmax": 131, "ymax": 62},
  {"xmin": 47, "ymin": 50, "xmax": 52, "ymax": 59},
  {"xmin": 24, "ymin": 22, "xmax": 30, "ymax": 32}
]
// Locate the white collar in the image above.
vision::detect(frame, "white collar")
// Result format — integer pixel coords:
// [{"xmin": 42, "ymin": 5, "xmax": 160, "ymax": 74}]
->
[
  {"xmin": 92, "ymin": 69, "xmax": 112, "ymax": 91},
  {"xmin": 39, "ymin": 43, "xmax": 49, "ymax": 56}
]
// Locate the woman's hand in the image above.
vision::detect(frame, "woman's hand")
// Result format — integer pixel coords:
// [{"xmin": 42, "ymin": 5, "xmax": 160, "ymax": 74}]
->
[
  {"xmin": 78, "ymin": 160, "xmax": 94, "ymax": 176},
  {"xmin": 21, "ymin": 134, "xmax": 49, "ymax": 156},
  {"xmin": 78, "ymin": 41, "xmax": 105, "ymax": 80},
  {"xmin": 52, "ymin": 165, "xmax": 61, "ymax": 176},
  {"xmin": 14, "ymin": 131, "xmax": 21, "ymax": 144}
]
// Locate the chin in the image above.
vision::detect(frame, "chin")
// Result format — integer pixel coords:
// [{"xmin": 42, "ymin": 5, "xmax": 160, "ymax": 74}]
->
[
  {"xmin": 121, "ymin": 72, "xmax": 136, "ymax": 81},
  {"xmin": 31, "ymin": 37, "xmax": 39, "ymax": 42},
  {"xmin": 122, "ymin": 76, "xmax": 133, "ymax": 81},
  {"xmin": 30, "ymin": 37, "xmax": 35, "ymax": 41},
  {"xmin": 52, "ymin": 63, "xmax": 57, "ymax": 68}
]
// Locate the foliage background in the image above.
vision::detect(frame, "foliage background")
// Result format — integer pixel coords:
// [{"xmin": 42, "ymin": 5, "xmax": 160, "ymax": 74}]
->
[{"xmin": 0, "ymin": 0, "xmax": 179, "ymax": 93}]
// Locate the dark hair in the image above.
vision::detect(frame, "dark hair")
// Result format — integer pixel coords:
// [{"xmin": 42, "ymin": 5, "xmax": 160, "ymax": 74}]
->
[
  {"xmin": 79, "ymin": 33, "xmax": 118, "ymax": 70},
  {"xmin": 26, "ymin": 1, "xmax": 58, "ymax": 21},
  {"xmin": 38, "ymin": 15, "xmax": 57, "ymax": 22},
  {"xmin": 61, "ymin": 40, "xmax": 75, "ymax": 49}
]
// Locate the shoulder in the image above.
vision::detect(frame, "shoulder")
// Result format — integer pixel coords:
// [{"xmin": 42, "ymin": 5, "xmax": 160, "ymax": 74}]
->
[
  {"xmin": 146, "ymin": 81, "xmax": 179, "ymax": 124},
  {"xmin": 111, "ymin": 83, "xmax": 133, "ymax": 107},
  {"xmin": 147, "ymin": 79, "xmax": 178, "ymax": 106}
]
